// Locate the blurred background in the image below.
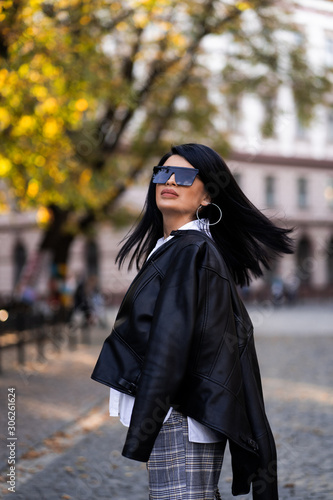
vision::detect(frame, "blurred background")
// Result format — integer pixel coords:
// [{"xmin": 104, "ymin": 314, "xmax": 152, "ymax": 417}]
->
[
  {"xmin": 0, "ymin": 1, "xmax": 333, "ymax": 498},
  {"xmin": 0, "ymin": 0, "xmax": 333, "ymax": 317}
]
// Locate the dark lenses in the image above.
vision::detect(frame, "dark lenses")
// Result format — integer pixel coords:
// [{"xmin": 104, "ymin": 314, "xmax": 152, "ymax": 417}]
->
[{"xmin": 152, "ymin": 166, "xmax": 199, "ymax": 186}]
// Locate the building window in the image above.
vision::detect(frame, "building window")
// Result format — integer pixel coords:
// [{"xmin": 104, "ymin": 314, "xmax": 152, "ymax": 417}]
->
[
  {"xmin": 328, "ymin": 237, "xmax": 333, "ymax": 285},
  {"xmin": 297, "ymin": 177, "xmax": 308, "ymax": 209},
  {"xmin": 85, "ymin": 240, "xmax": 99, "ymax": 277},
  {"xmin": 265, "ymin": 176, "xmax": 276, "ymax": 207},
  {"xmin": 325, "ymin": 36, "xmax": 333, "ymax": 67},
  {"xmin": 13, "ymin": 240, "xmax": 27, "ymax": 287},
  {"xmin": 325, "ymin": 178, "xmax": 333, "ymax": 209},
  {"xmin": 261, "ymin": 97, "xmax": 276, "ymax": 138},
  {"xmin": 328, "ymin": 108, "xmax": 333, "ymax": 143},
  {"xmin": 296, "ymin": 236, "xmax": 312, "ymax": 285},
  {"xmin": 296, "ymin": 118, "xmax": 307, "ymax": 140}
]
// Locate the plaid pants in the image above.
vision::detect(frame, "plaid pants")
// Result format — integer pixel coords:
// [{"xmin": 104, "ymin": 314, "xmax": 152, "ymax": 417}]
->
[{"xmin": 147, "ymin": 410, "xmax": 226, "ymax": 500}]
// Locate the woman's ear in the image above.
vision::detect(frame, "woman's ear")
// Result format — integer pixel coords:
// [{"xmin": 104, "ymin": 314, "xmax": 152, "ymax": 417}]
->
[{"xmin": 201, "ymin": 192, "xmax": 211, "ymax": 206}]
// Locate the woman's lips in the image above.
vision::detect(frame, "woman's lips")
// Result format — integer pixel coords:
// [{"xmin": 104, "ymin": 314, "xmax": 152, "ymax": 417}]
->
[{"xmin": 161, "ymin": 189, "xmax": 179, "ymax": 197}]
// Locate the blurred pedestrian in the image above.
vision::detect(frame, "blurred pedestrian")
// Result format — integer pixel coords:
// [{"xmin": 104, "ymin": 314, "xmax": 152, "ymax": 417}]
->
[
  {"xmin": 71, "ymin": 275, "xmax": 94, "ymax": 325},
  {"xmin": 284, "ymin": 274, "xmax": 300, "ymax": 305},
  {"xmin": 271, "ymin": 276, "xmax": 285, "ymax": 305},
  {"xmin": 92, "ymin": 144, "xmax": 293, "ymax": 499},
  {"xmin": 71, "ymin": 274, "xmax": 106, "ymax": 327}
]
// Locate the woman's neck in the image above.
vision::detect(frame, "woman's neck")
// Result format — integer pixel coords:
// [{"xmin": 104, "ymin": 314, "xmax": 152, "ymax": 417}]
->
[{"xmin": 162, "ymin": 214, "xmax": 196, "ymax": 239}]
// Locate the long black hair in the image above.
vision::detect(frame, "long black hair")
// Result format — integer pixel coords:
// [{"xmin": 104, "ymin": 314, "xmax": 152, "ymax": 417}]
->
[{"xmin": 116, "ymin": 143, "xmax": 293, "ymax": 286}]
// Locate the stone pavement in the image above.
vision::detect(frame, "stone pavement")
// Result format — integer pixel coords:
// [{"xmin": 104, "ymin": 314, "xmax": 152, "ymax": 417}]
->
[{"xmin": 0, "ymin": 302, "xmax": 332, "ymax": 499}]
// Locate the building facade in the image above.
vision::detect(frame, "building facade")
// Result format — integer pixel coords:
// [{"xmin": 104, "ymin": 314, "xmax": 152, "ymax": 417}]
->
[
  {"xmin": 222, "ymin": 0, "xmax": 333, "ymax": 296},
  {"xmin": 227, "ymin": 153, "xmax": 333, "ymax": 297}
]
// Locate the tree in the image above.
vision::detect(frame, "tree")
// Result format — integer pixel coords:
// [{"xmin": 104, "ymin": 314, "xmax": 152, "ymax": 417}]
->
[{"xmin": 0, "ymin": 0, "xmax": 331, "ymax": 296}]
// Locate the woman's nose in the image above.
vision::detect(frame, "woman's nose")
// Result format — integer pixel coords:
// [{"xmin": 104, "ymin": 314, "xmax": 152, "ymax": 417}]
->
[{"xmin": 166, "ymin": 173, "xmax": 177, "ymax": 185}]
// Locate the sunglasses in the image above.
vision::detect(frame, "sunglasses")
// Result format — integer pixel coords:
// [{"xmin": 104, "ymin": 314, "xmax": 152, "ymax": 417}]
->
[{"xmin": 152, "ymin": 166, "xmax": 199, "ymax": 186}]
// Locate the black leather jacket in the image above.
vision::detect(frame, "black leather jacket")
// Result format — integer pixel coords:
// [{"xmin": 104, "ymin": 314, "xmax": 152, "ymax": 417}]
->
[{"xmin": 91, "ymin": 230, "xmax": 278, "ymax": 499}]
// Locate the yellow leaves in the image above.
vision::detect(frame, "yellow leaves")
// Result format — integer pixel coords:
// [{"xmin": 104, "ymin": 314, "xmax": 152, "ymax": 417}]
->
[
  {"xmin": 29, "ymin": 70, "xmax": 42, "ymax": 83},
  {"xmin": 0, "ymin": 108, "xmax": 11, "ymax": 131},
  {"xmin": 79, "ymin": 169, "xmax": 92, "ymax": 186},
  {"xmin": 21, "ymin": 5, "xmax": 33, "ymax": 18},
  {"xmin": 53, "ymin": 76, "xmax": 66, "ymax": 94},
  {"xmin": 130, "ymin": 0, "xmax": 159, "ymax": 9},
  {"xmin": 36, "ymin": 206, "xmax": 52, "ymax": 226},
  {"xmin": 58, "ymin": 0, "xmax": 81, "ymax": 8},
  {"xmin": 43, "ymin": 118, "xmax": 62, "ymax": 138},
  {"xmin": 75, "ymin": 98, "xmax": 89, "ymax": 112},
  {"xmin": 35, "ymin": 155, "xmax": 46, "ymax": 167},
  {"xmin": 116, "ymin": 21, "xmax": 128, "ymax": 31},
  {"xmin": 133, "ymin": 11, "xmax": 149, "ymax": 29},
  {"xmin": 13, "ymin": 115, "xmax": 37, "ymax": 135},
  {"xmin": 41, "ymin": 62, "xmax": 59, "ymax": 78},
  {"xmin": 80, "ymin": 15, "xmax": 91, "ymax": 25},
  {"xmin": 12, "ymin": 152, "xmax": 23, "ymax": 164},
  {"xmin": 45, "ymin": 164, "xmax": 65, "ymax": 183},
  {"xmin": 32, "ymin": 85, "xmax": 48, "ymax": 100},
  {"xmin": 170, "ymin": 33, "xmax": 187, "ymax": 51},
  {"xmin": 0, "ymin": 157, "xmax": 12, "ymax": 176},
  {"xmin": 0, "ymin": 68, "xmax": 8, "ymax": 83},
  {"xmin": 110, "ymin": 1, "xmax": 122, "ymax": 10},
  {"xmin": 21, "ymin": 1, "xmax": 43, "ymax": 21},
  {"xmin": 30, "ymin": 0, "xmax": 44, "ymax": 7},
  {"xmin": 15, "ymin": 180, "xmax": 26, "ymax": 200},
  {"xmin": 0, "ymin": 71, "xmax": 17, "ymax": 97},
  {"xmin": 20, "ymin": 40, "xmax": 35, "ymax": 56},
  {"xmin": 18, "ymin": 64, "xmax": 30, "ymax": 77},
  {"xmin": 0, "ymin": 0, "xmax": 197, "ymax": 212},
  {"xmin": 159, "ymin": 21, "xmax": 173, "ymax": 32},
  {"xmin": 68, "ymin": 111, "xmax": 82, "ymax": 126},
  {"xmin": 0, "ymin": 1, "xmax": 14, "ymax": 14},
  {"xmin": 31, "ymin": 53, "xmax": 47, "ymax": 69},
  {"xmin": 0, "ymin": 192, "xmax": 9, "ymax": 213},
  {"xmin": 236, "ymin": 2, "xmax": 251, "ymax": 11},
  {"xmin": 27, "ymin": 179, "xmax": 39, "ymax": 198},
  {"xmin": 19, "ymin": 115, "xmax": 35, "ymax": 129},
  {"xmin": 9, "ymin": 95, "xmax": 21, "ymax": 109},
  {"xmin": 41, "ymin": 97, "xmax": 59, "ymax": 114}
]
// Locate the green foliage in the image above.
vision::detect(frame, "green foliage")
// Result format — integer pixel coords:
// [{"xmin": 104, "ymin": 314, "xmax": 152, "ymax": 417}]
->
[{"xmin": 290, "ymin": 46, "xmax": 332, "ymax": 127}]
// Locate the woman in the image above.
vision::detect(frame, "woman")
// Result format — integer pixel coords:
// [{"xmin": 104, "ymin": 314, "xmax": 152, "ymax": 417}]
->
[{"xmin": 91, "ymin": 143, "xmax": 293, "ymax": 499}]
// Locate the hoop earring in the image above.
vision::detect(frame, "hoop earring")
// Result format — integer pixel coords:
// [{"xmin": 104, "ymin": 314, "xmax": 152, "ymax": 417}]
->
[{"xmin": 196, "ymin": 203, "xmax": 223, "ymax": 226}]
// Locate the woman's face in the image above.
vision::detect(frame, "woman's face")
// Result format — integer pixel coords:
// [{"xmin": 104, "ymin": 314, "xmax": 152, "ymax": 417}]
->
[{"xmin": 155, "ymin": 155, "xmax": 210, "ymax": 220}]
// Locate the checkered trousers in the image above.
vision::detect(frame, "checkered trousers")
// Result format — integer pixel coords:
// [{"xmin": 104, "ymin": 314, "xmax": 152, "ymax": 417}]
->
[{"xmin": 147, "ymin": 410, "xmax": 226, "ymax": 500}]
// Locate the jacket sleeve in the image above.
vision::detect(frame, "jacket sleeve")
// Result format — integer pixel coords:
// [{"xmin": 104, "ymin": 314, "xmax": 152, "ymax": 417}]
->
[
  {"xmin": 122, "ymin": 243, "xmax": 202, "ymax": 462},
  {"xmin": 244, "ymin": 336, "xmax": 279, "ymax": 500},
  {"xmin": 219, "ymin": 277, "xmax": 278, "ymax": 499},
  {"xmin": 232, "ymin": 334, "xmax": 278, "ymax": 500}
]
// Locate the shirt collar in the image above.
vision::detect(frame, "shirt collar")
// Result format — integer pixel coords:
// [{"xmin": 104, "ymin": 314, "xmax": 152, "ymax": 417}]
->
[{"xmin": 148, "ymin": 218, "xmax": 211, "ymax": 260}]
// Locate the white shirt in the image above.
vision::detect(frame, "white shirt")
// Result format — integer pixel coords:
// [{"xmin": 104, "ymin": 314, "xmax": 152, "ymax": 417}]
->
[{"xmin": 109, "ymin": 218, "xmax": 222, "ymax": 443}]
